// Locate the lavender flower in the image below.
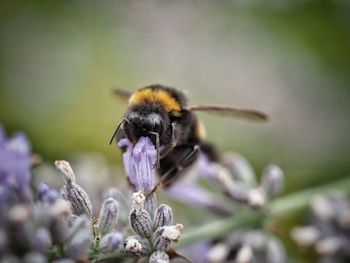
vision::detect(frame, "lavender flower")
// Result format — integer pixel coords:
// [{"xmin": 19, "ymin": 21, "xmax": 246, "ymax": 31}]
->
[
  {"xmin": 166, "ymin": 182, "xmax": 230, "ymax": 215},
  {"xmin": 66, "ymin": 215, "xmax": 92, "ymax": 260},
  {"xmin": 98, "ymin": 197, "xmax": 119, "ymax": 235},
  {"xmin": 23, "ymin": 252, "xmax": 47, "ymax": 263},
  {"xmin": 153, "ymin": 204, "xmax": 173, "ymax": 229},
  {"xmin": 125, "ymin": 191, "xmax": 184, "ymax": 260},
  {"xmin": 38, "ymin": 182, "xmax": 59, "ymax": 203},
  {"xmin": 0, "ymin": 126, "xmax": 32, "ymax": 202},
  {"xmin": 149, "ymin": 250, "xmax": 170, "ymax": 263},
  {"xmin": 291, "ymin": 194, "xmax": 350, "ymax": 262},
  {"xmin": 153, "ymin": 224, "xmax": 184, "ymax": 251},
  {"xmin": 261, "ymin": 165, "xmax": 284, "ymax": 198},
  {"xmin": 33, "ymin": 227, "xmax": 52, "ymax": 252},
  {"xmin": 56, "ymin": 160, "xmax": 93, "ymax": 217},
  {"xmin": 99, "ymin": 232, "xmax": 123, "ymax": 254},
  {"xmin": 119, "ymin": 137, "xmax": 157, "ymax": 193},
  {"xmin": 130, "ymin": 208, "xmax": 153, "ymax": 237},
  {"xmin": 123, "ymin": 236, "xmax": 149, "ymax": 257},
  {"xmin": 222, "ymin": 152, "xmax": 257, "ymax": 186}
]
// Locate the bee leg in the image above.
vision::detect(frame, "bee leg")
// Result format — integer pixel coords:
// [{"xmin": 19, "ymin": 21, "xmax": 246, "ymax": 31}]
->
[
  {"xmin": 147, "ymin": 144, "xmax": 200, "ymax": 196},
  {"xmin": 160, "ymin": 122, "xmax": 179, "ymax": 158},
  {"xmin": 148, "ymin": 131, "xmax": 160, "ymax": 169},
  {"xmin": 161, "ymin": 144, "xmax": 200, "ymax": 188}
]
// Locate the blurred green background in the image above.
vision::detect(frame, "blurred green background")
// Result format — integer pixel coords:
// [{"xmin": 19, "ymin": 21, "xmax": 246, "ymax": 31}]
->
[{"xmin": 1, "ymin": 1, "xmax": 350, "ymax": 261}]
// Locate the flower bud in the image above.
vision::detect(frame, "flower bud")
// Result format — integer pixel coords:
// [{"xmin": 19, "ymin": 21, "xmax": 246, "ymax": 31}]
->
[
  {"xmin": 153, "ymin": 228, "xmax": 171, "ymax": 251},
  {"xmin": 67, "ymin": 215, "xmax": 91, "ymax": 236},
  {"xmin": 207, "ymin": 243, "xmax": 229, "ymax": 263},
  {"xmin": 153, "ymin": 224, "xmax": 183, "ymax": 250},
  {"xmin": 50, "ymin": 199, "xmax": 71, "ymax": 218},
  {"xmin": 55, "ymin": 160, "xmax": 75, "ymax": 184},
  {"xmin": 223, "ymin": 152, "xmax": 257, "ymax": 186},
  {"xmin": 33, "ymin": 228, "xmax": 51, "ymax": 252},
  {"xmin": 37, "ymin": 182, "xmax": 50, "ymax": 200},
  {"xmin": 60, "ymin": 183, "xmax": 92, "ymax": 217},
  {"xmin": 316, "ymin": 237, "xmax": 343, "ymax": 255},
  {"xmin": 8, "ymin": 204, "xmax": 29, "ymax": 223},
  {"xmin": 247, "ymin": 189, "xmax": 266, "ymax": 209},
  {"xmin": 144, "ymin": 193, "xmax": 157, "ymax": 219},
  {"xmin": 226, "ymin": 182, "xmax": 249, "ymax": 204},
  {"xmin": 46, "ymin": 191, "xmax": 59, "ymax": 203},
  {"xmin": 102, "ymin": 187, "xmax": 129, "ymax": 210},
  {"xmin": 56, "ymin": 160, "xmax": 92, "ymax": 217},
  {"xmin": 99, "ymin": 232, "xmax": 123, "ymax": 254},
  {"xmin": 131, "ymin": 191, "xmax": 146, "ymax": 211},
  {"xmin": 50, "ymin": 217, "xmax": 69, "ymax": 244},
  {"xmin": 130, "ymin": 209, "xmax": 152, "ymax": 237},
  {"xmin": 161, "ymin": 224, "xmax": 183, "ymax": 241},
  {"xmin": 149, "ymin": 250, "xmax": 170, "ymax": 263},
  {"xmin": 242, "ymin": 231, "xmax": 266, "ymax": 251},
  {"xmin": 132, "ymin": 137, "xmax": 157, "ymax": 192},
  {"xmin": 262, "ymin": 165, "xmax": 284, "ymax": 197},
  {"xmin": 266, "ymin": 238, "xmax": 286, "ymax": 263},
  {"xmin": 291, "ymin": 226, "xmax": 320, "ymax": 246},
  {"xmin": 98, "ymin": 198, "xmax": 119, "ymax": 235},
  {"xmin": 67, "ymin": 220, "xmax": 92, "ymax": 260},
  {"xmin": 236, "ymin": 245, "xmax": 253, "ymax": 263},
  {"xmin": 311, "ymin": 195, "xmax": 334, "ymax": 221},
  {"xmin": 123, "ymin": 236, "xmax": 149, "ymax": 257},
  {"xmin": 23, "ymin": 252, "xmax": 47, "ymax": 263},
  {"xmin": 154, "ymin": 204, "xmax": 173, "ymax": 229}
]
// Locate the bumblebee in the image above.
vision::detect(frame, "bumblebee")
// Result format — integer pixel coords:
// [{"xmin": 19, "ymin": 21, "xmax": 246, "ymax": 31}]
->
[{"xmin": 110, "ymin": 84, "xmax": 268, "ymax": 186}]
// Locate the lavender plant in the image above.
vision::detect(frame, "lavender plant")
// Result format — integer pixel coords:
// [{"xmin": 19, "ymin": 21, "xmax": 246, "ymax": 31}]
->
[
  {"xmin": 2, "ymin": 124, "xmax": 350, "ymax": 263},
  {"xmin": 0, "ymin": 127, "xmax": 183, "ymax": 262},
  {"xmin": 291, "ymin": 194, "xmax": 350, "ymax": 263},
  {"xmin": 119, "ymin": 137, "xmax": 185, "ymax": 262}
]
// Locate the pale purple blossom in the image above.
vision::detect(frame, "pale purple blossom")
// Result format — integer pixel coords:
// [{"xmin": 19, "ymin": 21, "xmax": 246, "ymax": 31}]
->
[
  {"xmin": 166, "ymin": 183, "xmax": 231, "ymax": 216},
  {"xmin": 0, "ymin": 126, "xmax": 32, "ymax": 201},
  {"xmin": 119, "ymin": 137, "xmax": 157, "ymax": 192},
  {"xmin": 38, "ymin": 182, "xmax": 59, "ymax": 203}
]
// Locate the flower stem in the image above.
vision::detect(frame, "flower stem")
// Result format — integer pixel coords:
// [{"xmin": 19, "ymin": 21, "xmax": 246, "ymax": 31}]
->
[{"xmin": 175, "ymin": 176, "xmax": 350, "ymax": 248}]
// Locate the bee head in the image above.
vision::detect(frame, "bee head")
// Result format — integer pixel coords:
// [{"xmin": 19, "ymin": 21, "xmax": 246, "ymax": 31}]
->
[{"xmin": 128, "ymin": 112, "xmax": 163, "ymax": 135}]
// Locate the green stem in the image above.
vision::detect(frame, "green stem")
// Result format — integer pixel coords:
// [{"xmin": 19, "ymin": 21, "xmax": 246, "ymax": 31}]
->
[{"xmin": 175, "ymin": 176, "xmax": 350, "ymax": 248}]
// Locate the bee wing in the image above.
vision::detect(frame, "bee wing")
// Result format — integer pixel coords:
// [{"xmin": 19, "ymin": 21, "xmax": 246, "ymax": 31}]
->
[
  {"xmin": 112, "ymin": 88, "xmax": 133, "ymax": 101},
  {"xmin": 186, "ymin": 105, "xmax": 269, "ymax": 121}
]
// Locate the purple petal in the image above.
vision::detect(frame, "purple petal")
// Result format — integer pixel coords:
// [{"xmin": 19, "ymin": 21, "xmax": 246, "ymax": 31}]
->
[
  {"xmin": 0, "ymin": 127, "xmax": 32, "ymax": 201},
  {"xmin": 133, "ymin": 137, "xmax": 156, "ymax": 192},
  {"xmin": 118, "ymin": 138, "xmax": 132, "ymax": 149},
  {"xmin": 110, "ymin": 232, "xmax": 123, "ymax": 248},
  {"xmin": 166, "ymin": 182, "xmax": 231, "ymax": 216},
  {"xmin": 7, "ymin": 132, "xmax": 31, "ymax": 155},
  {"xmin": 38, "ymin": 182, "xmax": 50, "ymax": 199},
  {"xmin": 120, "ymin": 137, "xmax": 157, "ymax": 192},
  {"xmin": 166, "ymin": 183, "xmax": 215, "ymax": 207},
  {"xmin": 118, "ymin": 138, "xmax": 137, "ymax": 187},
  {"xmin": 196, "ymin": 154, "xmax": 220, "ymax": 179}
]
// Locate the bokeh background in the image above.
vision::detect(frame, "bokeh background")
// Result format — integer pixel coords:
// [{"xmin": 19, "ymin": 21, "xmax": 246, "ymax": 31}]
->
[{"xmin": 1, "ymin": 1, "xmax": 349, "ymax": 262}]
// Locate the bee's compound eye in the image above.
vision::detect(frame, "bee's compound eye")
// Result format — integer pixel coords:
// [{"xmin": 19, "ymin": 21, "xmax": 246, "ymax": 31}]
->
[{"xmin": 130, "ymin": 113, "xmax": 142, "ymax": 125}]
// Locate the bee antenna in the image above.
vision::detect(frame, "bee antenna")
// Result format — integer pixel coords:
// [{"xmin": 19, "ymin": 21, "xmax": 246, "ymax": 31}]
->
[{"xmin": 109, "ymin": 118, "xmax": 133, "ymax": 145}]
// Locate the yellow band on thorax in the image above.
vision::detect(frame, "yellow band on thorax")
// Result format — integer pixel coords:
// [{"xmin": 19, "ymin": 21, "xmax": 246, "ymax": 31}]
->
[{"xmin": 129, "ymin": 89, "xmax": 181, "ymax": 114}]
